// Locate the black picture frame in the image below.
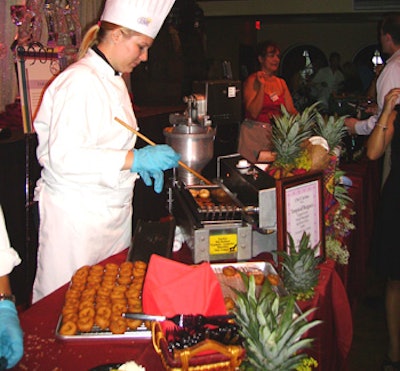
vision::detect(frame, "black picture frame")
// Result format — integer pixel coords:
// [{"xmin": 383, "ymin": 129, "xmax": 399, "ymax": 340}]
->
[{"xmin": 276, "ymin": 171, "xmax": 325, "ymax": 264}]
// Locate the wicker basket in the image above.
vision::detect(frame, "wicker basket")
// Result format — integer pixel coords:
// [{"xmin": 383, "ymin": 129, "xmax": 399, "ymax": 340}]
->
[{"xmin": 152, "ymin": 322, "xmax": 245, "ymax": 371}]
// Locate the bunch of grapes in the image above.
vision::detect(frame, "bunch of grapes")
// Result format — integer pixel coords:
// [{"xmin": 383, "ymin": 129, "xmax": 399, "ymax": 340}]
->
[{"xmin": 166, "ymin": 322, "xmax": 242, "ymax": 352}]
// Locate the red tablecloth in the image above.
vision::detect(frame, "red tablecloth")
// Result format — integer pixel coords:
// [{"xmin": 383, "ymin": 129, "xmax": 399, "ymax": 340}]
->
[
  {"xmin": 299, "ymin": 259, "xmax": 353, "ymax": 371},
  {"xmin": 338, "ymin": 157, "xmax": 382, "ymax": 308},
  {"xmin": 13, "ymin": 249, "xmax": 352, "ymax": 371}
]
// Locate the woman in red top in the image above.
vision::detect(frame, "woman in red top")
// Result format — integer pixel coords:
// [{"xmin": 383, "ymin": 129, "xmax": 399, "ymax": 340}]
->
[{"xmin": 238, "ymin": 40, "xmax": 298, "ymax": 163}]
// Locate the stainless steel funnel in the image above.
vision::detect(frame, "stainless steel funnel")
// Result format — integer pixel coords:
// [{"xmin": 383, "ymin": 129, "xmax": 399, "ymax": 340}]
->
[{"xmin": 164, "ymin": 124, "xmax": 216, "ymax": 185}]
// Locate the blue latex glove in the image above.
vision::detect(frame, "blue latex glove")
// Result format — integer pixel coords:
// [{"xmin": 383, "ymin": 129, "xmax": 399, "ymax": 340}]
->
[
  {"xmin": 140, "ymin": 170, "xmax": 164, "ymax": 193},
  {"xmin": 0, "ymin": 300, "xmax": 23, "ymax": 369},
  {"xmin": 131, "ymin": 145, "xmax": 180, "ymax": 173}
]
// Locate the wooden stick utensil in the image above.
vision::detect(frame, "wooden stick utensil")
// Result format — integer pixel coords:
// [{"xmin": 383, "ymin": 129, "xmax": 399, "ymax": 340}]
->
[{"xmin": 114, "ymin": 117, "xmax": 213, "ymax": 185}]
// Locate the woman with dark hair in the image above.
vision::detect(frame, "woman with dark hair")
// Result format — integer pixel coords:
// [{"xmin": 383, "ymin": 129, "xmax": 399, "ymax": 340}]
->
[
  {"xmin": 367, "ymin": 88, "xmax": 400, "ymax": 370},
  {"xmin": 238, "ymin": 40, "xmax": 297, "ymax": 163}
]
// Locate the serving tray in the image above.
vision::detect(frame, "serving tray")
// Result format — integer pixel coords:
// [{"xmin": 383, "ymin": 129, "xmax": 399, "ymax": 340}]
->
[
  {"xmin": 55, "ymin": 317, "xmax": 151, "ymax": 341},
  {"xmin": 211, "ymin": 261, "xmax": 288, "ymax": 298},
  {"xmin": 55, "ymin": 260, "xmax": 151, "ymax": 341},
  {"xmin": 211, "ymin": 261, "xmax": 301, "ymax": 314}
]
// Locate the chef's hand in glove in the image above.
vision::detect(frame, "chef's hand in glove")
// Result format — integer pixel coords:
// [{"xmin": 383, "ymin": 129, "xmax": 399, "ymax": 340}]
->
[
  {"xmin": 140, "ymin": 170, "xmax": 164, "ymax": 194},
  {"xmin": 131, "ymin": 145, "xmax": 180, "ymax": 173},
  {"xmin": 0, "ymin": 300, "xmax": 24, "ymax": 369},
  {"xmin": 131, "ymin": 145, "xmax": 180, "ymax": 193}
]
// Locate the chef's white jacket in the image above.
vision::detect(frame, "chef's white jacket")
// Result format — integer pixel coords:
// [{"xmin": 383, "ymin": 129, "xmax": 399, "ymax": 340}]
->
[{"xmin": 32, "ymin": 49, "xmax": 138, "ymax": 303}]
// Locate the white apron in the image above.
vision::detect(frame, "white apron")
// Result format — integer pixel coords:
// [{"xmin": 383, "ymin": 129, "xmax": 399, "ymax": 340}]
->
[{"xmin": 32, "ymin": 49, "xmax": 138, "ymax": 303}]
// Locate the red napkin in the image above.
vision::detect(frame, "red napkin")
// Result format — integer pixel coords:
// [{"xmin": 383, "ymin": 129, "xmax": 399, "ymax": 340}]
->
[{"xmin": 142, "ymin": 254, "xmax": 227, "ymax": 318}]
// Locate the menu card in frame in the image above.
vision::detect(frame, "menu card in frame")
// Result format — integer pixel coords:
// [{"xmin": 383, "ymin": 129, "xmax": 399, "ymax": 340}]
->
[{"xmin": 276, "ymin": 171, "xmax": 325, "ymax": 262}]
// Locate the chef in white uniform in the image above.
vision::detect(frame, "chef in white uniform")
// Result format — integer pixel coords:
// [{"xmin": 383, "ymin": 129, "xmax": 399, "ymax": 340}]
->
[{"xmin": 32, "ymin": 0, "xmax": 179, "ymax": 303}]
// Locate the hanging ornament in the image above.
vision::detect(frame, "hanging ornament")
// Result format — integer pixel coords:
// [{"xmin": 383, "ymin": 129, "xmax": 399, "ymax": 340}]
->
[{"xmin": 27, "ymin": 0, "xmax": 45, "ymax": 43}]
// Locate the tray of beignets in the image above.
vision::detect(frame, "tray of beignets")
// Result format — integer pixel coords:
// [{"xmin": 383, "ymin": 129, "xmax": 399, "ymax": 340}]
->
[
  {"xmin": 211, "ymin": 261, "xmax": 287, "ymax": 311},
  {"xmin": 55, "ymin": 260, "xmax": 151, "ymax": 340}
]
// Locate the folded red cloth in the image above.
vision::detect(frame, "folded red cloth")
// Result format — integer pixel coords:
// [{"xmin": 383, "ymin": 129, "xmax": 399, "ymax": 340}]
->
[{"xmin": 142, "ymin": 254, "xmax": 227, "ymax": 319}]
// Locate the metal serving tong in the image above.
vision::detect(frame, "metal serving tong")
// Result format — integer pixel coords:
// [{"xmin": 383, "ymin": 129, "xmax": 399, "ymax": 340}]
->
[{"xmin": 122, "ymin": 313, "xmax": 235, "ymax": 327}]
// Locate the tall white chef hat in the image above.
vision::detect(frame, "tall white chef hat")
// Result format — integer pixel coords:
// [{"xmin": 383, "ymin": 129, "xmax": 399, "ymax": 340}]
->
[{"xmin": 100, "ymin": 0, "xmax": 176, "ymax": 39}]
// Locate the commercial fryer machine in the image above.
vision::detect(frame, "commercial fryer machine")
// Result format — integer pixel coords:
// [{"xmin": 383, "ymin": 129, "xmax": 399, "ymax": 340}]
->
[
  {"xmin": 168, "ymin": 154, "xmax": 279, "ymax": 263},
  {"xmin": 163, "ymin": 80, "xmax": 279, "ymax": 263}
]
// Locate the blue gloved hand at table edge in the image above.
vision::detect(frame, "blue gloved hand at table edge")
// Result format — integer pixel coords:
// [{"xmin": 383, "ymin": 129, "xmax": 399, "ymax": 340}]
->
[
  {"xmin": 0, "ymin": 300, "xmax": 24, "ymax": 369},
  {"xmin": 130, "ymin": 145, "xmax": 180, "ymax": 174},
  {"xmin": 139, "ymin": 170, "xmax": 164, "ymax": 193}
]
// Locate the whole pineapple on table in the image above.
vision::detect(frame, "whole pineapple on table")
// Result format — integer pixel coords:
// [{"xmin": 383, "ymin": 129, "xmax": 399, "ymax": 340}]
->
[
  {"xmin": 279, "ymin": 232, "xmax": 322, "ymax": 301},
  {"xmin": 233, "ymin": 272, "xmax": 322, "ymax": 370},
  {"xmin": 269, "ymin": 104, "xmax": 317, "ymax": 179},
  {"xmin": 269, "ymin": 103, "xmax": 348, "ymax": 179}
]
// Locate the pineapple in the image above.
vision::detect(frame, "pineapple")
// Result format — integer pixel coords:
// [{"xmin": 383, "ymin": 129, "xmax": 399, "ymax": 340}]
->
[
  {"xmin": 279, "ymin": 232, "xmax": 321, "ymax": 301},
  {"xmin": 233, "ymin": 272, "xmax": 322, "ymax": 370},
  {"xmin": 312, "ymin": 113, "xmax": 348, "ymax": 155},
  {"xmin": 271, "ymin": 103, "xmax": 318, "ymax": 177}
]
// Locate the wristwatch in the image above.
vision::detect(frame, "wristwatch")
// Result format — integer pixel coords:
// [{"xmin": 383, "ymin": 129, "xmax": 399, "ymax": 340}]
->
[{"xmin": 0, "ymin": 293, "xmax": 16, "ymax": 303}]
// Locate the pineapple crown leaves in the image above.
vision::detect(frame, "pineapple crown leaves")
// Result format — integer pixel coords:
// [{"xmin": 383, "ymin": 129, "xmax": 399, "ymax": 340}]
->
[
  {"xmin": 272, "ymin": 104, "xmax": 318, "ymax": 168},
  {"xmin": 278, "ymin": 232, "xmax": 321, "ymax": 298},
  {"xmin": 312, "ymin": 112, "xmax": 348, "ymax": 153},
  {"xmin": 279, "ymin": 232, "xmax": 320, "ymax": 263},
  {"xmin": 233, "ymin": 273, "xmax": 322, "ymax": 370}
]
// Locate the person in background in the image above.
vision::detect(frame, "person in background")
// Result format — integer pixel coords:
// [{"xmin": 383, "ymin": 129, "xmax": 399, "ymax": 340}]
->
[
  {"xmin": 32, "ymin": 0, "xmax": 179, "ymax": 303},
  {"xmin": 341, "ymin": 61, "xmax": 364, "ymax": 96},
  {"xmin": 346, "ymin": 12, "xmax": 400, "ymax": 187},
  {"xmin": 310, "ymin": 51, "xmax": 345, "ymax": 112},
  {"xmin": 238, "ymin": 40, "xmax": 298, "ymax": 163},
  {"xmin": 0, "ymin": 206, "xmax": 23, "ymax": 369},
  {"xmin": 346, "ymin": 13, "xmax": 400, "ymax": 136},
  {"xmin": 366, "ymin": 88, "xmax": 400, "ymax": 371}
]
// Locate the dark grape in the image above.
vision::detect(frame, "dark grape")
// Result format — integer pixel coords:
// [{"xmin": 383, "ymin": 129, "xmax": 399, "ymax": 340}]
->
[{"xmin": 166, "ymin": 322, "xmax": 243, "ymax": 353}]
